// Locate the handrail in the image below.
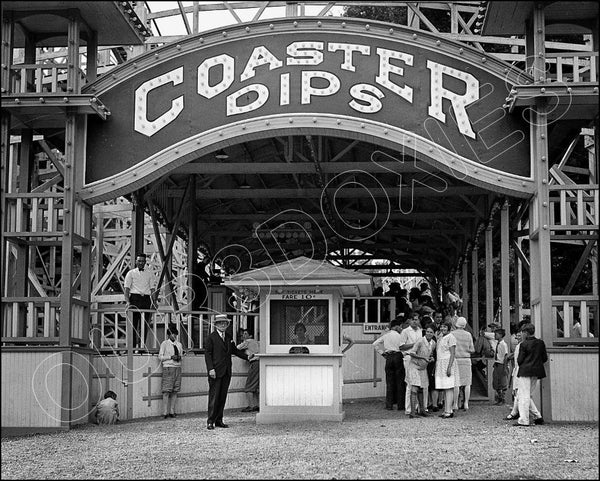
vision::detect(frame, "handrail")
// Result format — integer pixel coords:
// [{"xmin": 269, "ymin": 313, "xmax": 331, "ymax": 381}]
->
[
  {"xmin": 8, "ymin": 63, "xmax": 86, "ymax": 95},
  {"xmin": 89, "ymin": 307, "xmax": 259, "ymax": 352}
]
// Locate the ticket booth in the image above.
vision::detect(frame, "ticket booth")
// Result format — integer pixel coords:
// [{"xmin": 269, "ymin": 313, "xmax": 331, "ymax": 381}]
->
[{"xmin": 224, "ymin": 256, "xmax": 372, "ymax": 423}]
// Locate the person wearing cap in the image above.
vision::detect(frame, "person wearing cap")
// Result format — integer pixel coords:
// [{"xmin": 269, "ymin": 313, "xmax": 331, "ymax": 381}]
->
[
  {"xmin": 158, "ymin": 325, "xmax": 184, "ymax": 419},
  {"xmin": 204, "ymin": 314, "xmax": 249, "ymax": 430},
  {"xmin": 452, "ymin": 316, "xmax": 475, "ymax": 411}
]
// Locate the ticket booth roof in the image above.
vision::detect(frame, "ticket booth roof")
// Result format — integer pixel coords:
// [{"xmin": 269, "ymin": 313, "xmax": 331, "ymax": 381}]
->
[{"xmin": 224, "ymin": 256, "xmax": 373, "ymax": 297}]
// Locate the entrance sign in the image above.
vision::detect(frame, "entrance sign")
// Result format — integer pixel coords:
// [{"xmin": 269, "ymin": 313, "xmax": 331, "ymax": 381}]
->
[
  {"xmin": 363, "ymin": 323, "xmax": 390, "ymax": 334},
  {"xmin": 83, "ymin": 18, "xmax": 534, "ymax": 201}
]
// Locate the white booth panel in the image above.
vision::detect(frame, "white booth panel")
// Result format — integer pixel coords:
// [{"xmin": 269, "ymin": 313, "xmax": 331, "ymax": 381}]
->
[{"xmin": 265, "ymin": 365, "xmax": 333, "ymax": 406}]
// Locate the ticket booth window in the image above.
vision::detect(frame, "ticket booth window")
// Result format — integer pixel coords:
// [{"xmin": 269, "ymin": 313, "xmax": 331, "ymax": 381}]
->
[{"xmin": 269, "ymin": 299, "xmax": 329, "ymax": 345}]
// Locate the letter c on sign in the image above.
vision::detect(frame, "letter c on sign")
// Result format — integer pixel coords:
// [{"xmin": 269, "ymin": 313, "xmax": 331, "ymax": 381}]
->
[{"xmin": 134, "ymin": 66, "xmax": 184, "ymax": 137}]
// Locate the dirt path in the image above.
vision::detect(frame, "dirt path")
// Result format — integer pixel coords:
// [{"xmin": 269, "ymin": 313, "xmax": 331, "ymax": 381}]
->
[{"xmin": 2, "ymin": 400, "xmax": 598, "ymax": 479}]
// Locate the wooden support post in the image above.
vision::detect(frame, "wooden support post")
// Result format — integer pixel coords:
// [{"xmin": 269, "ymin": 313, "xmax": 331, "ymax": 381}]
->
[
  {"xmin": 15, "ymin": 129, "xmax": 34, "ymax": 336},
  {"xmin": 514, "ymin": 222, "xmax": 524, "ymax": 325},
  {"xmin": 86, "ymin": 30, "xmax": 98, "ymax": 82},
  {"xmin": 59, "ymin": 112, "xmax": 84, "ymax": 428},
  {"xmin": 131, "ymin": 192, "xmax": 145, "ymax": 260},
  {"xmin": 0, "ymin": 17, "xmax": 13, "ymax": 277},
  {"xmin": 192, "ymin": 2, "xmax": 199, "ymax": 34},
  {"xmin": 500, "ymin": 201, "xmax": 511, "ymax": 336},
  {"xmin": 66, "ymin": 10, "xmax": 81, "ymax": 94},
  {"xmin": 527, "ymin": 3, "xmax": 553, "ymax": 420},
  {"xmin": 485, "ymin": 225, "xmax": 494, "ymax": 326},
  {"xmin": 126, "ymin": 309, "xmax": 134, "ymax": 419},
  {"xmin": 185, "ymin": 177, "xmax": 196, "ymax": 347},
  {"xmin": 471, "ymin": 247, "xmax": 480, "ymax": 333},
  {"xmin": 453, "ymin": 270, "xmax": 460, "ymax": 304},
  {"xmin": 500, "ymin": 199, "xmax": 511, "ymax": 416},
  {"xmin": 462, "ymin": 256, "xmax": 469, "ymax": 322},
  {"xmin": 81, "ymin": 203, "xmax": 92, "ymax": 347}
]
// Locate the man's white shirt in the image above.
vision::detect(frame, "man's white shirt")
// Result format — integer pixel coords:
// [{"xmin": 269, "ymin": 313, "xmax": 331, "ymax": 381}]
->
[{"xmin": 124, "ymin": 267, "xmax": 154, "ymax": 295}]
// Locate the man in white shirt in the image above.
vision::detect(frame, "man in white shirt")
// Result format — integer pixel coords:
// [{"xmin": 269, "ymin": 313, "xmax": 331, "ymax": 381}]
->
[
  {"xmin": 158, "ymin": 325, "xmax": 184, "ymax": 418},
  {"xmin": 373, "ymin": 318, "xmax": 412, "ymax": 411},
  {"xmin": 124, "ymin": 253, "xmax": 158, "ymax": 350},
  {"xmin": 399, "ymin": 312, "xmax": 423, "ymax": 415}
]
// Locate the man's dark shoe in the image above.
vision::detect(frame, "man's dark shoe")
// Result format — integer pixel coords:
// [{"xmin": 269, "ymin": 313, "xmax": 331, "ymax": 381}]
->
[
  {"xmin": 241, "ymin": 406, "xmax": 253, "ymax": 412},
  {"xmin": 513, "ymin": 422, "xmax": 529, "ymax": 427},
  {"xmin": 215, "ymin": 422, "xmax": 229, "ymax": 428},
  {"xmin": 207, "ymin": 422, "xmax": 215, "ymax": 430},
  {"xmin": 534, "ymin": 417, "xmax": 545, "ymax": 425}
]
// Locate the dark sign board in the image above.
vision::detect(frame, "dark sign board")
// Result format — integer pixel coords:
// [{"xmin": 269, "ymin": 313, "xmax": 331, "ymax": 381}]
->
[{"xmin": 84, "ymin": 19, "xmax": 531, "ymax": 193}]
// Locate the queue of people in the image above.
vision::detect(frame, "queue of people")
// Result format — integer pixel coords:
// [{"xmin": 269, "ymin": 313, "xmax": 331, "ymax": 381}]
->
[{"xmin": 371, "ymin": 283, "xmax": 548, "ymax": 425}]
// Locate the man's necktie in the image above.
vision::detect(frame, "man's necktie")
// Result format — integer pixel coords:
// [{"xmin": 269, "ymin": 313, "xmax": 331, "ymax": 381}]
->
[{"xmin": 173, "ymin": 343, "xmax": 179, "ymax": 357}]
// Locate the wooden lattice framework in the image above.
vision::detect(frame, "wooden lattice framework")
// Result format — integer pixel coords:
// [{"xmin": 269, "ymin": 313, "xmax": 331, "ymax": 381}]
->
[{"xmin": 1, "ymin": 2, "xmax": 598, "ymax": 428}]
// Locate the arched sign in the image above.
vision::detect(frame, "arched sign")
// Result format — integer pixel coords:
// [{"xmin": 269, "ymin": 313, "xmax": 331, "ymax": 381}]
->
[{"xmin": 82, "ymin": 18, "xmax": 534, "ymax": 202}]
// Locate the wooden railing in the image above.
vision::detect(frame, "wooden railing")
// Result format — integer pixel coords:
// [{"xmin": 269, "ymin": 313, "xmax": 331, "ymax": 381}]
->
[
  {"xmin": 1, "ymin": 297, "xmax": 90, "ymax": 345},
  {"xmin": 1, "ymin": 297, "xmax": 60, "ymax": 340},
  {"xmin": 89, "ymin": 307, "xmax": 259, "ymax": 352},
  {"xmin": 545, "ymin": 51, "xmax": 598, "ymax": 83},
  {"xmin": 4, "ymin": 193, "xmax": 64, "ymax": 235},
  {"xmin": 549, "ymin": 185, "xmax": 599, "ymax": 232},
  {"xmin": 4, "ymin": 193, "xmax": 89, "ymax": 238},
  {"xmin": 552, "ymin": 295, "xmax": 598, "ymax": 345},
  {"xmin": 8, "ymin": 63, "xmax": 86, "ymax": 94},
  {"xmin": 342, "ymin": 296, "xmax": 396, "ymax": 324}
]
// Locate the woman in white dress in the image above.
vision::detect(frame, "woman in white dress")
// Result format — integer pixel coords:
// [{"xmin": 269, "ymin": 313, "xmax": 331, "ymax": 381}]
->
[
  {"xmin": 435, "ymin": 321, "xmax": 458, "ymax": 418},
  {"xmin": 406, "ymin": 325, "xmax": 436, "ymax": 417}
]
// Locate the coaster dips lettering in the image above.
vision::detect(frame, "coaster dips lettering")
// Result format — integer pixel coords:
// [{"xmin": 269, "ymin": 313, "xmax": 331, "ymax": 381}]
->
[{"xmin": 134, "ymin": 41, "xmax": 479, "ymax": 139}]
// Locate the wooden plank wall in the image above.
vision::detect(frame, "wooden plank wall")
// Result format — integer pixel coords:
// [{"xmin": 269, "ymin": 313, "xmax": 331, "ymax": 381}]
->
[
  {"xmin": 1, "ymin": 352, "xmax": 62, "ymax": 428},
  {"xmin": 91, "ymin": 355, "xmax": 249, "ymax": 420},
  {"xmin": 549, "ymin": 349, "xmax": 599, "ymax": 422},
  {"xmin": 341, "ymin": 324, "xmax": 386, "ymax": 400},
  {"xmin": 89, "ymin": 328, "xmax": 386, "ymax": 422},
  {"xmin": 70, "ymin": 352, "xmax": 93, "ymax": 425}
]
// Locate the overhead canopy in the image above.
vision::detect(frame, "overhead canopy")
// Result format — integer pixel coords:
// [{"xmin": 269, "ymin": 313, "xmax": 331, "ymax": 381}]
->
[
  {"xmin": 3, "ymin": 1, "xmax": 149, "ymax": 47},
  {"xmin": 481, "ymin": 1, "xmax": 598, "ymax": 35}
]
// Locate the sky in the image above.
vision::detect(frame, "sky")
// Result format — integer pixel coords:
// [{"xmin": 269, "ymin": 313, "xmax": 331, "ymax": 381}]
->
[{"xmin": 145, "ymin": 1, "xmax": 345, "ymax": 36}]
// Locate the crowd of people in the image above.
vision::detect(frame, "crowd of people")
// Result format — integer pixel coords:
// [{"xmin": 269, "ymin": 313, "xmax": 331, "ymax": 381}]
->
[
  {"xmin": 99, "ymin": 256, "xmax": 547, "ymax": 429},
  {"xmin": 372, "ymin": 282, "xmax": 548, "ymax": 426}
]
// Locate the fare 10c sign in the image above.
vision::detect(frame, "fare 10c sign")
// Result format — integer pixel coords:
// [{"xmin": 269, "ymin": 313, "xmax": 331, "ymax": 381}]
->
[{"xmin": 134, "ymin": 41, "xmax": 479, "ymax": 139}]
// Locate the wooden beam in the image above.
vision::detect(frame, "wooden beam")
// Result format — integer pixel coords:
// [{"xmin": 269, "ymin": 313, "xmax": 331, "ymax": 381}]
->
[
  {"xmin": 200, "ymin": 211, "xmax": 478, "ymax": 221},
  {"xmin": 170, "ymin": 161, "xmax": 424, "ymax": 175},
  {"xmin": 168, "ymin": 186, "xmax": 482, "ymax": 199}
]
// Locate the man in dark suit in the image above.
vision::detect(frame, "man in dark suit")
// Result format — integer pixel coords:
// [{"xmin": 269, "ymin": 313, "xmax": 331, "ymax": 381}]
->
[
  {"xmin": 515, "ymin": 323, "xmax": 548, "ymax": 426},
  {"xmin": 204, "ymin": 314, "xmax": 248, "ymax": 430}
]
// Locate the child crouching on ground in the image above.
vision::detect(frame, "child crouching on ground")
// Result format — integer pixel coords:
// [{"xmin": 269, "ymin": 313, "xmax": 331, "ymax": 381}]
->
[{"xmin": 95, "ymin": 390, "xmax": 119, "ymax": 425}]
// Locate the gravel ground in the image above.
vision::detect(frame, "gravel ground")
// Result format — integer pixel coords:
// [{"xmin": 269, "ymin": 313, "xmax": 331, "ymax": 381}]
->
[{"xmin": 1, "ymin": 399, "xmax": 598, "ymax": 480}]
